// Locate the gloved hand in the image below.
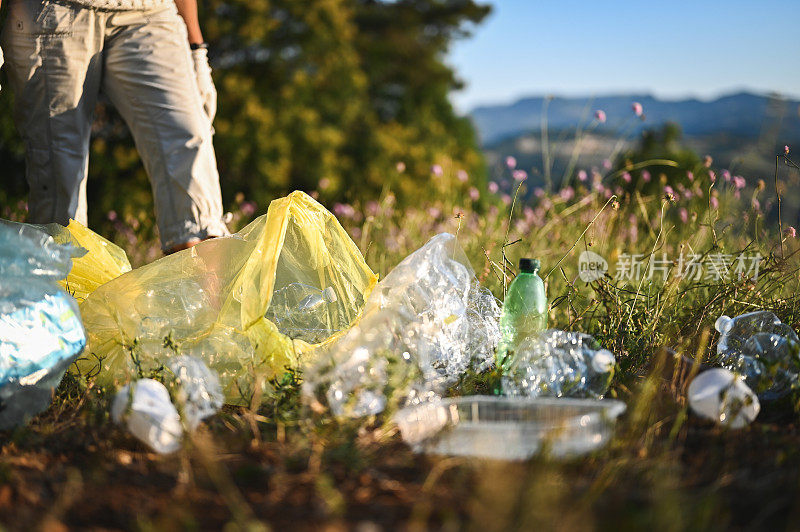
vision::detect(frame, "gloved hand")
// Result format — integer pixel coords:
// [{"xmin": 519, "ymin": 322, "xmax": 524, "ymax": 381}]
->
[{"xmin": 191, "ymin": 47, "xmax": 217, "ymax": 123}]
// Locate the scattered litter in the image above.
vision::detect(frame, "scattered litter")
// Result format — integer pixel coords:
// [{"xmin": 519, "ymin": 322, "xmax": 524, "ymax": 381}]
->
[
  {"xmin": 168, "ymin": 355, "xmax": 224, "ymax": 430},
  {"xmin": 394, "ymin": 395, "xmax": 626, "ymax": 460},
  {"xmin": 688, "ymin": 368, "xmax": 760, "ymax": 428},
  {"xmin": 715, "ymin": 311, "xmax": 800, "ymax": 399},
  {"xmin": 503, "ymin": 330, "xmax": 616, "ymax": 399},
  {"xmin": 303, "ymin": 233, "xmax": 502, "ymax": 418},
  {"xmin": 77, "ymin": 192, "xmax": 377, "ymax": 404},
  {"xmin": 111, "ymin": 379, "xmax": 183, "ymax": 454},
  {"xmin": 497, "ymin": 258, "xmax": 548, "ymax": 371},
  {"xmin": 0, "ymin": 223, "xmax": 86, "ymax": 430}
]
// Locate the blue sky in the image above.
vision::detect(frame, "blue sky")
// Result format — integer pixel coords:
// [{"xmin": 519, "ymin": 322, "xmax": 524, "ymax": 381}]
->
[{"xmin": 447, "ymin": 0, "xmax": 800, "ymax": 111}]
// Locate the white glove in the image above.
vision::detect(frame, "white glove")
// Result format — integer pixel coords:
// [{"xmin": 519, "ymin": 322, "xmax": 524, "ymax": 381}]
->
[{"xmin": 191, "ymin": 47, "xmax": 217, "ymax": 124}]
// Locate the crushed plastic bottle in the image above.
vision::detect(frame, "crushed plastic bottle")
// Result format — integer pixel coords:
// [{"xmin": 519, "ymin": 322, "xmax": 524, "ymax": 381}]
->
[
  {"xmin": 303, "ymin": 233, "xmax": 502, "ymax": 418},
  {"xmin": 715, "ymin": 311, "xmax": 800, "ymax": 399},
  {"xmin": 503, "ymin": 330, "xmax": 616, "ymax": 399},
  {"xmin": 0, "ymin": 222, "xmax": 87, "ymax": 430},
  {"xmin": 497, "ymin": 258, "xmax": 548, "ymax": 371},
  {"xmin": 111, "ymin": 379, "xmax": 183, "ymax": 454},
  {"xmin": 265, "ymin": 283, "xmax": 339, "ymax": 344},
  {"xmin": 167, "ymin": 355, "xmax": 224, "ymax": 430},
  {"xmin": 688, "ymin": 368, "xmax": 760, "ymax": 428}
]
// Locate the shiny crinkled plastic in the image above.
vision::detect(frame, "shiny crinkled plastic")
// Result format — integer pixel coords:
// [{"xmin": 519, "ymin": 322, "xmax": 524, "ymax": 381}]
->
[
  {"xmin": 168, "ymin": 355, "xmax": 224, "ymax": 430},
  {"xmin": 303, "ymin": 233, "xmax": 502, "ymax": 418},
  {"xmin": 0, "ymin": 223, "xmax": 87, "ymax": 429},
  {"xmin": 0, "ymin": 219, "xmax": 131, "ymax": 303},
  {"xmin": 688, "ymin": 368, "xmax": 760, "ymax": 429},
  {"xmin": 502, "ymin": 330, "xmax": 616, "ymax": 399},
  {"xmin": 76, "ymin": 192, "xmax": 378, "ymax": 404},
  {"xmin": 715, "ymin": 311, "xmax": 800, "ymax": 399}
]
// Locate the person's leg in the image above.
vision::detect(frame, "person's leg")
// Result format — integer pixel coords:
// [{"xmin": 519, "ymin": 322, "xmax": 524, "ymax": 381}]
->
[
  {"xmin": 1, "ymin": 0, "xmax": 102, "ymax": 226},
  {"xmin": 101, "ymin": 5, "xmax": 229, "ymax": 252}
]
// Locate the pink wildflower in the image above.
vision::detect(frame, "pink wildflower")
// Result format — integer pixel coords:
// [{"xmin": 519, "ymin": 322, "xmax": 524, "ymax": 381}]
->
[
  {"xmin": 752, "ymin": 198, "xmax": 760, "ymax": 211},
  {"xmin": 501, "ymin": 194, "xmax": 512, "ymax": 206},
  {"xmin": 427, "ymin": 207, "xmax": 441, "ymax": 218},
  {"xmin": 469, "ymin": 187, "xmax": 480, "ymax": 201},
  {"xmin": 679, "ymin": 208, "xmax": 689, "ymax": 224},
  {"xmin": 396, "ymin": 161, "xmax": 406, "ymax": 173},
  {"xmin": 333, "ymin": 203, "xmax": 356, "ymax": 219},
  {"xmin": 733, "ymin": 176, "xmax": 746, "ymax": 189},
  {"xmin": 560, "ymin": 187, "xmax": 575, "ymax": 201},
  {"xmin": 594, "ymin": 110, "xmax": 606, "ymax": 123},
  {"xmin": 709, "ymin": 170, "xmax": 716, "ymax": 183},
  {"xmin": 488, "ymin": 181, "xmax": 499, "ymax": 194},
  {"xmin": 722, "ymin": 170, "xmax": 731, "ymax": 182},
  {"xmin": 710, "ymin": 196, "xmax": 719, "ymax": 209},
  {"xmin": 687, "ymin": 171, "xmax": 694, "ymax": 182},
  {"xmin": 512, "ymin": 169, "xmax": 527, "ymax": 181},
  {"xmin": 431, "ymin": 164, "xmax": 443, "ymax": 177},
  {"xmin": 642, "ymin": 170, "xmax": 651, "ymax": 182},
  {"xmin": 457, "ymin": 169, "xmax": 469, "ymax": 183},
  {"xmin": 505, "ymin": 156, "xmax": 517, "ymax": 169},
  {"xmin": 577, "ymin": 170, "xmax": 588, "ymax": 182},
  {"xmin": 107, "ymin": 210, "xmax": 117, "ymax": 221},
  {"xmin": 664, "ymin": 185, "xmax": 675, "ymax": 199},
  {"xmin": 603, "ymin": 159, "xmax": 612, "ymax": 170},
  {"xmin": 240, "ymin": 201, "xmax": 257, "ymax": 216},
  {"xmin": 534, "ymin": 187, "xmax": 545, "ymax": 198},
  {"xmin": 318, "ymin": 177, "xmax": 331, "ymax": 190},
  {"xmin": 785, "ymin": 145, "xmax": 790, "ymax": 155},
  {"xmin": 622, "ymin": 172, "xmax": 631, "ymax": 183},
  {"xmin": 632, "ymin": 102, "xmax": 643, "ymax": 117},
  {"xmin": 785, "ymin": 226, "xmax": 797, "ymax": 238}
]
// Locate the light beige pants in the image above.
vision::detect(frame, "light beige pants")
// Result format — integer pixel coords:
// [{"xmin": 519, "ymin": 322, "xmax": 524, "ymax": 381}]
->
[{"xmin": 1, "ymin": 0, "xmax": 229, "ymax": 250}]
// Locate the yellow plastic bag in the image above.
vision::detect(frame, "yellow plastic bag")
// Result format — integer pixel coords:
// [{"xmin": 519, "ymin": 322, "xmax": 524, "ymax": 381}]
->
[
  {"xmin": 76, "ymin": 191, "xmax": 377, "ymax": 403},
  {"xmin": 52, "ymin": 220, "xmax": 132, "ymax": 302}
]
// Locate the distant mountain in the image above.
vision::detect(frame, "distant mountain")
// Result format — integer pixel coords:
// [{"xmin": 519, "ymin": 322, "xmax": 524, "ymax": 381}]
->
[
  {"xmin": 470, "ymin": 92, "xmax": 800, "ymax": 146},
  {"xmin": 469, "ymin": 92, "xmax": 800, "ymax": 181}
]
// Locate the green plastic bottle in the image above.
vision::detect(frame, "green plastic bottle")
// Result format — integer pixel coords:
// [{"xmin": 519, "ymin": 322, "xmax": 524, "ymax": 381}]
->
[{"xmin": 496, "ymin": 258, "xmax": 548, "ymax": 372}]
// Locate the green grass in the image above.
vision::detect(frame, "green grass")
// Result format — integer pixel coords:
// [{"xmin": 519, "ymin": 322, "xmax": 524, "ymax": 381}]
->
[{"xmin": 2, "ymin": 155, "xmax": 800, "ymax": 530}]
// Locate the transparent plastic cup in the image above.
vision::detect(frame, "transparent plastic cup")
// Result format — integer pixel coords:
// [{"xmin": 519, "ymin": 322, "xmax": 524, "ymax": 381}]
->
[{"xmin": 394, "ymin": 396, "xmax": 626, "ymax": 460}]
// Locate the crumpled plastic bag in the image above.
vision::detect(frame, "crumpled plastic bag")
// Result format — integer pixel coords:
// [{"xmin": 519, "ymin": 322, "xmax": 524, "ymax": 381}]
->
[
  {"xmin": 0, "ymin": 222, "xmax": 87, "ymax": 429},
  {"xmin": 77, "ymin": 192, "xmax": 377, "ymax": 404},
  {"xmin": 715, "ymin": 311, "xmax": 800, "ymax": 399},
  {"xmin": 303, "ymin": 233, "xmax": 502, "ymax": 418},
  {"xmin": 0, "ymin": 219, "xmax": 131, "ymax": 303},
  {"xmin": 502, "ymin": 330, "xmax": 616, "ymax": 399}
]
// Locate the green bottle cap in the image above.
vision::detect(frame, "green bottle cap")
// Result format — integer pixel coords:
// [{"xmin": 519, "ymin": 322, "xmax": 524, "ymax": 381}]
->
[{"xmin": 519, "ymin": 258, "xmax": 540, "ymax": 273}]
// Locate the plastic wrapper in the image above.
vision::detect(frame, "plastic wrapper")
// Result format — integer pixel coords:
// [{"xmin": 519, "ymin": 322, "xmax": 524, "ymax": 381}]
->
[
  {"xmin": 688, "ymin": 368, "xmax": 760, "ymax": 429},
  {"xmin": 0, "ymin": 219, "xmax": 131, "ymax": 302},
  {"xmin": 77, "ymin": 192, "xmax": 377, "ymax": 404},
  {"xmin": 168, "ymin": 355, "xmax": 224, "ymax": 430},
  {"xmin": 0, "ymin": 222, "xmax": 87, "ymax": 429},
  {"xmin": 303, "ymin": 233, "xmax": 502, "ymax": 418},
  {"xmin": 714, "ymin": 311, "xmax": 800, "ymax": 399},
  {"xmin": 502, "ymin": 330, "xmax": 616, "ymax": 399},
  {"xmin": 112, "ymin": 379, "xmax": 183, "ymax": 454}
]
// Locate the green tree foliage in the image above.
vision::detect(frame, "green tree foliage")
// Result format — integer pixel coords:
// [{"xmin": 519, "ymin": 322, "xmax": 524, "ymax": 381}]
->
[{"xmin": 0, "ymin": 0, "xmax": 490, "ymax": 230}]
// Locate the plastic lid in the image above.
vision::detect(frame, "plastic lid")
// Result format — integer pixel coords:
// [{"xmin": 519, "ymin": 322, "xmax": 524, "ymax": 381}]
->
[
  {"xmin": 715, "ymin": 315, "xmax": 732, "ymax": 334},
  {"xmin": 519, "ymin": 258, "xmax": 540, "ymax": 274}
]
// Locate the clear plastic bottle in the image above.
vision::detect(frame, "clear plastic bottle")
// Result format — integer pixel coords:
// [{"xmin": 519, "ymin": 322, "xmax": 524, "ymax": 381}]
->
[
  {"xmin": 496, "ymin": 258, "xmax": 548, "ymax": 371},
  {"xmin": 715, "ymin": 311, "xmax": 800, "ymax": 399},
  {"xmin": 265, "ymin": 283, "xmax": 339, "ymax": 343}
]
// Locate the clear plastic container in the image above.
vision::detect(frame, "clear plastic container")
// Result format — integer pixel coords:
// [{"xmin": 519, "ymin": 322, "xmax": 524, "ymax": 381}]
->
[{"xmin": 394, "ymin": 395, "xmax": 626, "ymax": 460}]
